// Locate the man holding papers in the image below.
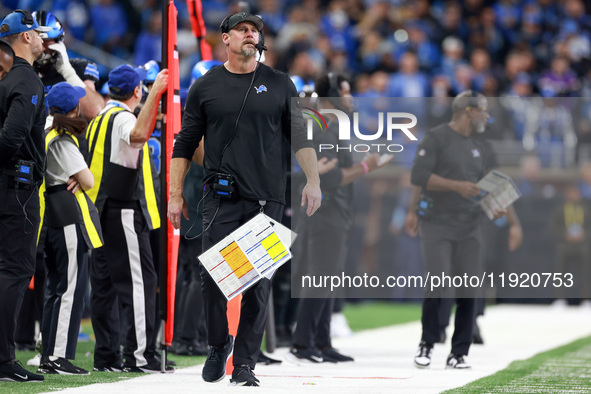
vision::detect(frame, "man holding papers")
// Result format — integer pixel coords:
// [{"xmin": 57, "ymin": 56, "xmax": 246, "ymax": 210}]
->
[{"xmin": 410, "ymin": 90, "xmax": 518, "ymax": 370}]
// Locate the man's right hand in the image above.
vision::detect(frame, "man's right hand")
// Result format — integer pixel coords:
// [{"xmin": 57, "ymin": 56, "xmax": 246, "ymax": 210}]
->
[
  {"xmin": 454, "ymin": 181, "xmax": 481, "ymax": 199},
  {"xmin": 167, "ymin": 194, "xmax": 189, "ymax": 230},
  {"xmin": 151, "ymin": 69, "xmax": 169, "ymax": 96}
]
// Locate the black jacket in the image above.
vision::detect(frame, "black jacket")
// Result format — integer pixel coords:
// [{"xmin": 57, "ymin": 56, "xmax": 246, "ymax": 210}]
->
[
  {"xmin": 0, "ymin": 57, "xmax": 46, "ymax": 182},
  {"xmin": 411, "ymin": 124, "xmax": 492, "ymax": 223},
  {"xmin": 173, "ymin": 63, "xmax": 312, "ymax": 204},
  {"xmin": 310, "ymin": 119, "xmax": 353, "ymax": 228}
]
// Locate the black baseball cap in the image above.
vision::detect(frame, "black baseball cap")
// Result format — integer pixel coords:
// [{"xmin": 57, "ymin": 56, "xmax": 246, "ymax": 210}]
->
[{"xmin": 220, "ymin": 12, "xmax": 264, "ymax": 33}]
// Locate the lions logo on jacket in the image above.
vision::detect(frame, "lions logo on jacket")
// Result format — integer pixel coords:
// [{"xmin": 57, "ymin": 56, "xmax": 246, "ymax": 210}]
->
[{"xmin": 254, "ymin": 85, "xmax": 267, "ymax": 94}]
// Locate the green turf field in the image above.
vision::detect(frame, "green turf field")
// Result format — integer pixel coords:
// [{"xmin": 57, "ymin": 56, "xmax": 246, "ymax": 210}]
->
[
  {"xmin": 445, "ymin": 335, "xmax": 591, "ymax": 393},
  {"xmin": 2, "ymin": 319, "xmax": 205, "ymax": 394},
  {"xmin": 1, "ymin": 302, "xmax": 421, "ymax": 392},
  {"xmin": 343, "ymin": 301, "xmax": 422, "ymax": 332}
]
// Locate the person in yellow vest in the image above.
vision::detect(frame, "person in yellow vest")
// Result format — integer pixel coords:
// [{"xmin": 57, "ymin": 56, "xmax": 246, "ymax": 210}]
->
[
  {"xmin": 85, "ymin": 64, "xmax": 169, "ymax": 373},
  {"xmin": 37, "ymin": 81, "xmax": 102, "ymax": 375}
]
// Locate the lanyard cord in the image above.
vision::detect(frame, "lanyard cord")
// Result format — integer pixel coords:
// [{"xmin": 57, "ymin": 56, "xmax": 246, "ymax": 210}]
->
[{"xmin": 216, "ymin": 61, "xmax": 260, "ymax": 174}]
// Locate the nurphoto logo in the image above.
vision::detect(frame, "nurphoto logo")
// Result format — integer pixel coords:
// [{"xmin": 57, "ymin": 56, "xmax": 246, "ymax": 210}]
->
[{"xmin": 303, "ymin": 107, "xmax": 418, "ymax": 153}]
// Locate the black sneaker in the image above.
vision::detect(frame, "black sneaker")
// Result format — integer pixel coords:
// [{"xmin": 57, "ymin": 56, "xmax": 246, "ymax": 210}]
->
[
  {"xmin": 171, "ymin": 342, "xmax": 209, "ymax": 356},
  {"xmin": 230, "ymin": 365, "xmax": 260, "ymax": 387},
  {"xmin": 38, "ymin": 358, "xmax": 90, "ymax": 375},
  {"xmin": 446, "ymin": 353, "xmax": 471, "ymax": 369},
  {"xmin": 202, "ymin": 335, "xmax": 234, "ymax": 383},
  {"xmin": 0, "ymin": 360, "xmax": 44, "ymax": 382},
  {"xmin": 154, "ymin": 353, "xmax": 177, "ymax": 367},
  {"xmin": 414, "ymin": 341, "xmax": 433, "ymax": 369},
  {"xmin": 257, "ymin": 352, "xmax": 282, "ymax": 365},
  {"xmin": 122, "ymin": 359, "xmax": 174, "ymax": 374},
  {"xmin": 321, "ymin": 348, "xmax": 354, "ymax": 363},
  {"xmin": 286, "ymin": 347, "xmax": 323, "ymax": 364},
  {"xmin": 93, "ymin": 363, "xmax": 123, "ymax": 372}
]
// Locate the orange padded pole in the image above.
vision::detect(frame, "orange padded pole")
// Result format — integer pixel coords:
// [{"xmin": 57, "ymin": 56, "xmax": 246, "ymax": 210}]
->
[{"xmin": 226, "ymin": 295, "xmax": 242, "ymax": 375}]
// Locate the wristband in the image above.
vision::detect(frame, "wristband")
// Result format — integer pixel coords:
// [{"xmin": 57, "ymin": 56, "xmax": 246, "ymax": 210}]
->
[{"xmin": 360, "ymin": 161, "xmax": 369, "ymax": 174}]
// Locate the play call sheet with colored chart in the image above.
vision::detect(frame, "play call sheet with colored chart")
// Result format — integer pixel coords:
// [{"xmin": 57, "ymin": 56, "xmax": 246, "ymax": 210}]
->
[{"xmin": 198, "ymin": 213, "xmax": 293, "ymax": 301}]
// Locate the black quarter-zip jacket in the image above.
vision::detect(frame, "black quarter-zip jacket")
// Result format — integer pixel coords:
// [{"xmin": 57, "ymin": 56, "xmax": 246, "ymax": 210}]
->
[
  {"xmin": 173, "ymin": 63, "xmax": 312, "ymax": 204},
  {"xmin": 0, "ymin": 57, "xmax": 46, "ymax": 182}
]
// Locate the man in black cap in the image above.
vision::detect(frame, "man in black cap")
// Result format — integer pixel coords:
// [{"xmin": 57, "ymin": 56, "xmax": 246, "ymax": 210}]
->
[
  {"xmin": 169, "ymin": 12, "xmax": 321, "ymax": 386},
  {"xmin": 0, "ymin": 9, "xmax": 50, "ymax": 383}
]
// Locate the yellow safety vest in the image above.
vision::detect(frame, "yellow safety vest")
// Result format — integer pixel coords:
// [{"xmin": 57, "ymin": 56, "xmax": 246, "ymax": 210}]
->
[
  {"xmin": 85, "ymin": 106, "xmax": 160, "ymax": 230},
  {"xmin": 42, "ymin": 129, "xmax": 104, "ymax": 249}
]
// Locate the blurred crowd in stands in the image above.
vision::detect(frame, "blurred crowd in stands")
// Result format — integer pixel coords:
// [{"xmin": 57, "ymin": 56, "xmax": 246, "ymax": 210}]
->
[
  {"xmin": 3, "ymin": 0, "xmax": 591, "ymax": 167},
  {"xmin": 1, "ymin": 0, "xmax": 588, "ymax": 95}
]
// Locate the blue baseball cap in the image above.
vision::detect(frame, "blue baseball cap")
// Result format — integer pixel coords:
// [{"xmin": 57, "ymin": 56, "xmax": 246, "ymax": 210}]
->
[
  {"xmin": 108, "ymin": 64, "xmax": 147, "ymax": 95},
  {"xmin": 46, "ymin": 82, "xmax": 86, "ymax": 114},
  {"xmin": 0, "ymin": 10, "xmax": 51, "ymax": 38}
]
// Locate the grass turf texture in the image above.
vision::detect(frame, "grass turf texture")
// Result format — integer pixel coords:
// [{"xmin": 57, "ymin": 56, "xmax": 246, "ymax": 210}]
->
[
  {"xmin": 2, "ymin": 319, "xmax": 205, "ymax": 393},
  {"xmin": 343, "ymin": 301, "xmax": 422, "ymax": 331},
  {"xmin": 2, "ymin": 302, "xmax": 421, "ymax": 392},
  {"xmin": 444, "ymin": 334, "xmax": 591, "ymax": 393}
]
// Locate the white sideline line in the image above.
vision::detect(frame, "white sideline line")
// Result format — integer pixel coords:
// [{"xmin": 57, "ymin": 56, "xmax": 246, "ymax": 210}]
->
[{"xmin": 55, "ymin": 305, "xmax": 591, "ymax": 394}]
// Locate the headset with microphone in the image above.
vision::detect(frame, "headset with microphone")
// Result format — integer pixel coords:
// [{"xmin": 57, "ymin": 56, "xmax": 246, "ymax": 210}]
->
[
  {"xmin": 15, "ymin": 9, "xmax": 36, "ymax": 27},
  {"xmin": 255, "ymin": 29, "xmax": 267, "ymax": 54}
]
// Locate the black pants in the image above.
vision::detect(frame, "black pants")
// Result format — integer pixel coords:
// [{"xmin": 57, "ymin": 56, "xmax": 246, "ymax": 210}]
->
[
  {"xmin": 15, "ymin": 249, "xmax": 45, "ymax": 348},
  {"xmin": 174, "ymin": 236, "xmax": 207, "ymax": 345},
  {"xmin": 201, "ymin": 196, "xmax": 283, "ymax": 369},
  {"xmin": 90, "ymin": 199, "xmax": 157, "ymax": 367},
  {"xmin": 292, "ymin": 217, "xmax": 348, "ymax": 350},
  {"xmin": 42, "ymin": 224, "xmax": 89, "ymax": 360},
  {"xmin": 90, "ymin": 244, "xmax": 121, "ymax": 368},
  {"xmin": 0, "ymin": 182, "xmax": 40, "ymax": 365},
  {"xmin": 293, "ymin": 298, "xmax": 334, "ymax": 350},
  {"xmin": 419, "ymin": 221, "xmax": 482, "ymax": 356}
]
